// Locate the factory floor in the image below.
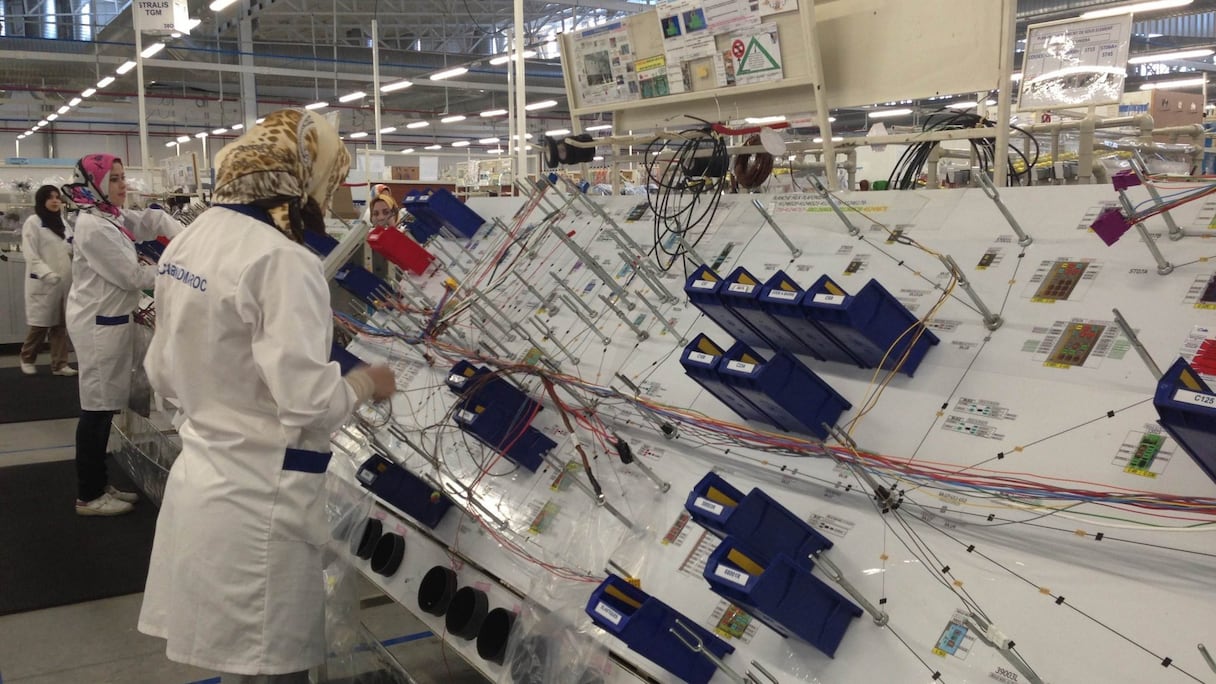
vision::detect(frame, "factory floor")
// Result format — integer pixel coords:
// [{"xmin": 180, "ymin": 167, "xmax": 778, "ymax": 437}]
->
[{"xmin": 0, "ymin": 352, "xmax": 489, "ymax": 684}]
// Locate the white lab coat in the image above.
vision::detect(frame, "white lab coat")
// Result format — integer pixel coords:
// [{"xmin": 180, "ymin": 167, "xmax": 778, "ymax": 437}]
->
[
  {"xmin": 65, "ymin": 209, "xmax": 184, "ymax": 411},
  {"xmin": 21, "ymin": 214, "xmax": 73, "ymax": 327},
  {"xmin": 138, "ymin": 207, "xmax": 358, "ymax": 675}
]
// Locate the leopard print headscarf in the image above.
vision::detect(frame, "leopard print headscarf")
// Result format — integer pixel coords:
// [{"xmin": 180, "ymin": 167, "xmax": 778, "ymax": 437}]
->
[{"xmin": 212, "ymin": 109, "xmax": 350, "ymax": 242}]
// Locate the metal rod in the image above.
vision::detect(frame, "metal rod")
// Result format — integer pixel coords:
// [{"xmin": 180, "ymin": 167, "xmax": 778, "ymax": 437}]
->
[
  {"xmin": 545, "ymin": 223, "xmax": 635, "ymax": 306},
  {"xmin": 748, "ymin": 661, "xmax": 780, "ymax": 684},
  {"xmin": 1117, "ymin": 192, "xmax": 1174, "ymax": 275},
  {"xmin": 668, "ymin": 619, "xmax": 747, "ymax": 684},
  {"xmin": 939, "ymin": 254, "xmax": 1003, "ymax": 330},
  {"xmin": 810, "ymin": 176, "xmax": 861, "ymax": 236},
  {"xmin": 429, "ymin": 238, "xmax": 465, "ymax": 270},
  {"xmin": 813, "ymin": 551, "xmax": 889, "ymax": 625},
  {"xmin": 676, "ymin": 235, "xmax": 711, "ymax": 268},
  {"xmin": 550, "ymin": 272, "xmax": 598, "ymax": 317},
  {"xmin": 634, "ymin": 292, "xmax": 686, "ymax": 343},
  {"xmin": 599, "ymin": 294, "xmax": 650, "ymax": 341},
  {"xmin": 975, "ymin": 169, "xmax": 1033, "ymax": 247},
  {"xmin": 1198, "ymin": 643, "xmax": 1216, "ymax": 674},
  {"xmin": 623, "ymin": 444, "xmax": 670, "ymax": 492},
  {"xmin": 468, "ymin": 301, "xmax": 514, "ymax": 338},
  {"xmin": 531, "ymin": 317, "xmax": 580, "ymax": 365},
  {"xmin": 620, "ymin": 251, "xmax": 677, "ymax": 302},
  {"xmin": 1131, "ymin": 151, "xmax": 1183, "ymax": 241},
  {"xmin": 510, "ymin": 270, "xmax": 549, "ymax": 306},
  {"xmin": 1111, "ymin": 308, "xmax": 1163, "ymax": 380},
  {"xmin": 562, "ymin": 295, "xmax": 612, "ymax": 345},
  {"xmin": 541, "ymin": 452, "xmax": 635, "ymax": 529},
  {"xmin": 554, "ymin": 175, "xmax": 648, "ymax": 252},
  {"xmin": 751, "ymin": 199, "xmax": 802, "ymax": 257}
]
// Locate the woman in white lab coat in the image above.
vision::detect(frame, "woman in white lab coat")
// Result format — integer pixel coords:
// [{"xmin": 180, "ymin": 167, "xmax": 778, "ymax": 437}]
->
[
  {"xmin": 139, "ymin": 109, "xmax": 396, "ymax": 683},
  {"xmin": 63, "ymin": 154, "xmax": 186, "ymax": 516},
  {"xmin": 20, "ymin": 185, "xmax": 75, "ymax": 375}
]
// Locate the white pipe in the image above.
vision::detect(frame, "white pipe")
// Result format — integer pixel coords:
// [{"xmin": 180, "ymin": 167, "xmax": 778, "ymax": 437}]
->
[
  {"xmin": 372, "ymin": 19, "xmax": 382, "ymax": 151},
  {"xmin": 135, "ymin": 30, "xmax": 150, "ymax": 171},
  {"xmin": 512, "ymin": 0, "xmax": 527, "ymax": 186}
]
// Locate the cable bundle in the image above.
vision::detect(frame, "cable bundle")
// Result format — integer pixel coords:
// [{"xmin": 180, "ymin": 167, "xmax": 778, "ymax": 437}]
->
[
  {"xmin": 732, "ymin": 134, "xmax": 774, "ymax": 189},
  {"xmin": 643, "ymin": 127, "xmax": 730, "ymax": 274},
  {"xmin": 886, "ymin": 111, "xmax": 1039, "ymax": 189}
]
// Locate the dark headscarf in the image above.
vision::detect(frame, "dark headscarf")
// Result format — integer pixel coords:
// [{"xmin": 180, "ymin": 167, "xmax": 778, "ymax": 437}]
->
[{"xmin": 34, "ymin": 185, "xmax": 66, "ymax": 239}]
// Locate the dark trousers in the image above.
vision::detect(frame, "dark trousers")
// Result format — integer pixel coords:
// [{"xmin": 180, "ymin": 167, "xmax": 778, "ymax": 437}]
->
[{"xmin": 76, "ymin": 410, "xmax": 115, "ymax": 501}]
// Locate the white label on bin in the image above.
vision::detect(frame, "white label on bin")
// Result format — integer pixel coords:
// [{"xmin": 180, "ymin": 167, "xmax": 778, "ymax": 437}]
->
[
  {"xmin": 447, "ymin": 374, "xmax": 467, "ymax": 387},
  {"xmin": 725, "ymin": 360, "xmax": 755, "ymax": 373},
  {"xmin": 691, "ymin": 279, "xmax": 716, "ymax": 290},
  {"xmin": 768, "ymin": 289, "xmax": 798, "ymax": 301},
  {"xmin": 455, "ymin": 409, "xmax": 477, "ymax": 424},
  {"xmin": 1173, "ymin": 389, "xmax": 1216, "ymax": 408},
  {"xmin": 688, "ymin": 351, "xmax": 716, "ymax": 364},
  {"xmin": 714, "ymin": 565, "xmax": 751, "ymax": 586},
  {"xmin": 594, "ymin": 602, "xmax": 623, "ymax": 625},
  {"xmin": 813, "ymin": 293, "xmax": 844, "ymax": 305},
  {"xmin": 692, "ymin": 497, "xmax": 725, "ymax": 515},
  {"xmin": 728, "ymin": 283, "xmax": 755, "ymax": 294}
]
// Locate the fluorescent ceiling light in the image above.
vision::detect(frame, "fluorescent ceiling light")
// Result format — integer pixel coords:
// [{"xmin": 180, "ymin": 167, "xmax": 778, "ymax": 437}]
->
[
  {"xmin": 545, "ymin": 128, "xmax": 571, "ymax": 136},
  {"xmin": 430, "ymin": 67, "xmax": 469, "ymax": 81},
  {"xmin": 349, "ymin": 131, "xmax": 368, "ymax": 138},
  {"xmin": 338, "ymin": 91, "xmax": 366, "ymax": 103},
  {"xmin": 212, "ymin": 128, "xmax": 228, "ymax": 134},
  {"xmin": 304, "ymin": 101, "xmax": 327, "ymax": 110},
  {"xmin": 510, "ymin": 133, "xmax": 534, "ymax": 139},
  {"xmin": 57, "ymin": 105, "xmax": 69, "ymax": 114},
  {"xmin": 69, "ymin": 97, "xmax": 82, "ymax": 106},
  {"xmin": 231, "ymin": 123, "xmax": 244, "ymax": 130},
  {"xmin": 47, "ymin": 113, "xmax": 59, "ymax": 121},
  {"xmin": 868, "ymin": 108, "xmax": 913, "ymax": 118},
  {"xmin": 141, "ymin": 42, "xmax": 165, "ymax": 58},
  {"xmin": 380, "ymin": 80, "xmax": 414, "ymax": 93},
  {"xmin": 585, "ymin": 124, "xmax": 613, "ymax": 131},
  {"xmin": 195, "ymin": 131, "xmax": 208, "ymax": 138},
  {"xmin": 440, "ymin": 115, "xmax": 466, "ymax": 123},
  {"xmin": 255, "ymin": 117, "xmax": 265, "ymax": 123},
  {"xmin": 209, "ymin": 0, "xmax": 237, "ymax": 11},
  {"xmin": 96, "ymin": 77, "xmax": 115, "ymax": 88},
  {"xmin": 38, "ymin": 119, "xmax": 48, "ymax": 126},
  {"xmin": 946, "ymin": 100, "xmax": 995, "ymax": 109},
  {"xmin": 116, "ymin": 60, "xmax": 136, "ymax": 75},
  {"xmin": 177, "ymin": 135, "xmax": 191, "ymax": 143},
  {"xmin": 424, "ymin": 144, "xmax": 442, "ymax": 150},
  {"xmin": 488, "ymin": 149, "xmax": 504, "ymax": 154},
  {"xmin": 178, "ymin": 17, "xmax": 201, "ymax": 32},
  {"xmin": 745, "ymin": 115, "xmax": 785, "ymax": 124},
  {"xmin": 81, "ymin": 88, "xmax": 97, "ymax": 98},
  {"xmin": 1081, "ymin": 0, "xmax": 1191, "ymax": 18},
  {"xmin": 165, "ymin": 141, "xmax": 177, "ymax": 147},
  {"xmin": 593, "ymin": 155, "xmax": 604, "ymax": 161},
  {"xmin": 1128, "ymin": 48, "xmax": 1214, "ymax": 64},
  {"xmin": 1139, "ymin": 77, "xmax": 1206, "ymax": 89},
  {"xmin": 813, "ymin": 136, "xmax": 845, "ymax": 142},
  {"xmin": 407, "ymin": 120, "xmax": 430, "ymax": 129},
  {"xmin": 488, "ymin": 49, "xmax": 537, "ymax": 65},
  {"xmin": 452, "ymin": 140, "xmax": 471, "ymax": 147},
  {"xmin": 478, "ymin": 137, "xmax": 500, "ymax": 144},
  {"xmin": 379, "ymin": 126, "xmax": 397, "ymax": 134},
  {"xmin": 480, "ymin": 108, "xmax": 508, "ymax": 117},
  {"xmin": 524, "ymin": 100, "xmax": 557, "ymax": 111},
  {"xmin": 401, "ymin": 148, "xmax": 414, "ymax": 154},
  {"xmin": 171, "ymin": 31, "xmax": 182, "ymax": 38}
]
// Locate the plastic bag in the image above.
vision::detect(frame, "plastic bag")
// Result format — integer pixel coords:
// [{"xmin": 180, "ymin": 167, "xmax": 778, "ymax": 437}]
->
[
  {"xmin": 128, "ymin": 321, "xmax": 154, "ymax": 416},
  {"xmin": 323, "ymin": 475, "xmax": 376, "ymax": 665},
  {"xmin": 498, "ymin": 576, "xmax": 615, "ymax": 684}
]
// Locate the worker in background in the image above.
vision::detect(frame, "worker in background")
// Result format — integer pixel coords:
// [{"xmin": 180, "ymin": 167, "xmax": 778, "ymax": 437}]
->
[
  {"xmin": 368, "ymin": 184, "xmax": 401, "ymax": 229},
  {"xmin": 138, "ymin": 108, "xmax": 396, "ymax": 683},
  {"xmin": 20, "ymin": 185, "xmax": 75, "ymax": 376},
  {"xmin": 63, "ymin": 155, "xmax": 185, "ymax": 517}
]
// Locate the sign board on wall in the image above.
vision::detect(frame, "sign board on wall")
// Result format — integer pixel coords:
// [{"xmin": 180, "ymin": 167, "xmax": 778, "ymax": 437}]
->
[
  {"xmin": 133, "ymin": 0, "xmax": 189, "ymax": 34},
  {"xmin": 1019, "ymin": 14, "xmax": 1132, "ymax": 111}
]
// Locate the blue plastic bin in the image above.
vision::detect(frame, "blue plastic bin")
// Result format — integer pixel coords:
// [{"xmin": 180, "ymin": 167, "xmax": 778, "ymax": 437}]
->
[
  {"xmin": 683, "ymin": 265, "xmax": 774, "ymax": 350},
  {"xmin": 301, "ymin": 230, "xmax": 340, "ymax": 257},
  {"xmin": 401, "ymin": 188, "xmax": 485, "ymax": 239},
  {"xmin": 356, "ymin": 454, "xmax": 454, "ymax": 528},
  {"xmin": 585, "ymin": 574, "xmax": 734, "ymax": 684},
  {"xmin": 758, "ymin": 272, "xmax": 857, "ymax": 365},
  {"xmin": 684, "ymin": 471, "xmax": 833, "ymax": 568},
  {"xmin": 801, "ymin": 275, "xmax": 940, "ymax": 376},
  {"xmin": 334, "ymin": 263, "xmax": 395, "ymax": 306},
  {"xmin": 719, "ymin": 268, "xmax": 816, "ymax": 358},
  {"xmin": 717, "ymin": 341, "xmax": 851, "ymax": 438},
  {"xmin": 703, "ymin": 538, "xmax": 861, "ymax": 657},
  {"xmin": 679, "ymin": 334, "xmax": 773, "ymax": 425},
  {"xmin": 1153, "ymin": 358, "xmax": 1216, "ymax": 486},
  {"xmin": 446, "ymin": 361, "xmax": 555, "ymax": 471}
]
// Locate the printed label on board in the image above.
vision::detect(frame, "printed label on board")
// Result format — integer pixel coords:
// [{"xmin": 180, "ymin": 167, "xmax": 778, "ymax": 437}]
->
[
  {"xmin": 1173, "ymin": 389, "xmax": 1216, "ymax": 408},
  {"xmin": 714, "ymin": 565, "xmax": 750, "ymax": 586},
  {"xmin": 813, "ymin": 293, "xmax": 844, "ymax": 305},
  {"xmin": 688, "ymin": 351, "xmax": 716, "ymax": 364},
  {"xmin": 456, "ymin": 409, "xmax": 477, "ymax": 423},
  {"xmin": 691, "ymin": 279, "xmax": 716, "ymax": 290},
  {"xmin": 728, "ymin": 283, "xmax": 755, "ymax": 293},
  {"xmin": 594, "ymin": 602, "xmax": 623, "ymax": 625},
  {"xmin": 725, "ymin": 360, "xmax": 755, "ymax": 373},
  {"xmin": 692, "ymin": 497, "xmax": 725, "ymax": 515},
  {"xmin": 767, "ymin": 289, "xmax": 798, "ymax": 300}
]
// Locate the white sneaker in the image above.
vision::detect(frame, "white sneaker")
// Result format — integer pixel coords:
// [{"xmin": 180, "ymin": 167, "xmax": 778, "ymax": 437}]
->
[
  {"xmin": 52, "ymin": 366, "xmax": 78, "ymax": 376},
  {"xmin": 20, "ymin": 362, "xmax": 36, "ymax": 375},
  {"xmin": 76, "ymin": 493, "xmax": 135, "ymax": 517},
  {"xmin": 105, "ymin": 484, "xmax": 139, "ymax": 503}
]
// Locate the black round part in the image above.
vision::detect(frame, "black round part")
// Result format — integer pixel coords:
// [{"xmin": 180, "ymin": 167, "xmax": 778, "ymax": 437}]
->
[
  {"xmin": 476, "ymin": 607, "xmax": 516, "ymax": 664},
  {"xmin": 370, "ymin": 532, "xmax": 405, "ymax": 576},
  {"xmin": 445, "ymin": 586, "xmax": 489, "ymax": 640},
  {"xmin": 418, "ymin": 565, "xmax": 459, "ymax": 616},
  {"xmin": 354, "ymin": 518, "xmax": 383, "ymax": 560}
]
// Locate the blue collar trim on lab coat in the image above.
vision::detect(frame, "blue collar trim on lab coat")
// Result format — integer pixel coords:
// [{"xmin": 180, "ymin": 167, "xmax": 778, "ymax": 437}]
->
[
  {"xmin": 96, "ymin": 314, "xmax": 131, "ymax": 326},
  {"xmin": 282, "ymin": 448, "xmax": 332, "ymax": 473},
  {"xmin": 216, "ymin": 203, "xmax": 275, "ymax": 228}
]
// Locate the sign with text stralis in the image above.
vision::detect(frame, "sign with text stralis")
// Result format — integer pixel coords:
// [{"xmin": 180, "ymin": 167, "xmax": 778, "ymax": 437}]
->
[{"xmin": 134, "ymin": 0, "xmax": 189, "ymax": 34}]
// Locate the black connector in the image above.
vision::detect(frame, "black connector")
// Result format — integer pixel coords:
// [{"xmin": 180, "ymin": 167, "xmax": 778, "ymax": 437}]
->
[{"xmin": 613, "ymin": 435, "xmax": 634, "ymax": 464}]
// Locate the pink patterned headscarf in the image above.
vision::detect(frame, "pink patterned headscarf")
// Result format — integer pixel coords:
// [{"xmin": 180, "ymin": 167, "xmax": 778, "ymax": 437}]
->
[{"xmin": 62, "ymin": 153, "xmax": 122, "ymax": 218}]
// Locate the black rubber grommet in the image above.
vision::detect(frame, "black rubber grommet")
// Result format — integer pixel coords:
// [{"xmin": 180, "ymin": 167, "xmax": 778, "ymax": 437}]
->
[
  {"xmin": 354, "ymin": 518, "xmax": 382, "ymax": 560},
  {"xmin": 476, "ymin": 607, "xmax": 516, "ymax": 664},
  {"xmin": 445, "ymin": 586, "xmax": 488, "ymax": 640},
  {"xmin": 417, "ymin": 565, "xmax": 458, "ymax": 616},
  {"xmin": 370, "ymin": 532, "xmax": 405, "ymax": 576}
]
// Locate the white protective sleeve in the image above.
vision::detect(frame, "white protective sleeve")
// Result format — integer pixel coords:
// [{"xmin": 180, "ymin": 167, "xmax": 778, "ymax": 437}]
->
[
  {"xmin": 123, "ymin": 208, "xmax": 186, "ymax": 242},
  {"xmin": 77, "ymin": 215, "xmax": 157, "ymax": 291},
  {"xmin": 235, "ymin": 245, "xmax": 358, "ymax": 435},
  {"xmin": 20, "ymin": 215, "xmax": 56, "ymax": 280}
]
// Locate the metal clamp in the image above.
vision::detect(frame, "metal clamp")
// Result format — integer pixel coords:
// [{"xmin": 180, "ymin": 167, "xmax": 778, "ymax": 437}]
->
[
  {"xmin": 1111, "ymin": 308, "xmax": 1163, "ymax": 380},
  {"xmin": 964, "ymin": 613, "xmax": 1044, "ymax": 684},
  {"xmin": 974, "ymin": 170, "xmax": 1033, "ymax": 247},
  {"xmin": 939, "ymin": 254, "xmax": 1003, "ymax": 330}
]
